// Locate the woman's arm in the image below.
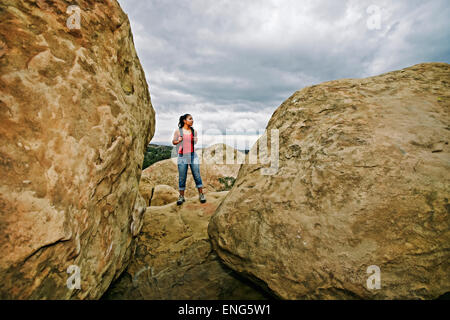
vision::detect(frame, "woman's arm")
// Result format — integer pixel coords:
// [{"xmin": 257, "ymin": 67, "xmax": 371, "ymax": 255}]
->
[
  {"xmin": 172, "ymin": 130, "xmax": 181, "ymax": 145},
  {"xmin": 194, "ymin": 130, "xmax": 198, "ymax": 144}
]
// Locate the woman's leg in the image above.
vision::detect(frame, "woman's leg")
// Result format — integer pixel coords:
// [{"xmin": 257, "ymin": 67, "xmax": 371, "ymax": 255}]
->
[
  {"xmin": 178, "ymin": 157, "xmax": 188, "ymax": 196},
  {"xmin": 190, "ymin": 155, "xmax": 204, "ymax": 194}
]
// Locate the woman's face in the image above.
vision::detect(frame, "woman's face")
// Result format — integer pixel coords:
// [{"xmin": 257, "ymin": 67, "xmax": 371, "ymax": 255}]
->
[{"xmin": 185, "ymin": 115, "xmax": 193, "ymax": 126}]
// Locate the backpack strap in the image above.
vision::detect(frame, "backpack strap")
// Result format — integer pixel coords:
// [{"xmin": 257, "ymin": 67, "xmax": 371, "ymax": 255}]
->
[
  {"xmin": 178, "ymin": 127, "xmax": 183, "ymax": 155},
  {"xmin": 191, "ymin": 127, "xmax": 194, "ymax": 153}
]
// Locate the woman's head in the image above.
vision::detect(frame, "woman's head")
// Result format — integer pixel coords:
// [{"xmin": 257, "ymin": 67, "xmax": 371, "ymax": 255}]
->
[{"xmin": 178, "ymin": 114, "xmax": 193, "ymax": 128}]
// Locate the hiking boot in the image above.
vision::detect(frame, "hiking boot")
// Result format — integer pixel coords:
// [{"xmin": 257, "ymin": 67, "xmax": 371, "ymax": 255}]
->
[
  {"xmin": 177, "ymin": 195, "xmax": 185, "ymax": 206},
  {"xmin": 199, "ymin": 193, "xmax": 206, "ymax": 203}
]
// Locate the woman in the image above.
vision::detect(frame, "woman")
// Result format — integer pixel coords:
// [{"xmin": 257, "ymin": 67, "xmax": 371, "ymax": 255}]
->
[{"xmin": 172, "ymin": 114, "xmax": 206, "ymax": 205}]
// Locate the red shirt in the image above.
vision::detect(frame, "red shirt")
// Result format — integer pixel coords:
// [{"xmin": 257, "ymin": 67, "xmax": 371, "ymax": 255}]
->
[{"xmin": 178, "ymin": 130, "xmax": 193, "ymax": 154}]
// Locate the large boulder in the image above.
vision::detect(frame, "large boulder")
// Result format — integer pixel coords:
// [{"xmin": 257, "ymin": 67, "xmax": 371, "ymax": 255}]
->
[
  {"xmin": 139, "ymin": 143, "xmax": 243, "ymax": 203},
  {"xmin": 208, "ymin": 62, "xmax": 450, "ymax": 299},
  {"xmin": 103, "ymin": 192, "xmax": 269, "ymax": 300},
  {"xmin": 150, "ymin": 184, "xmax": 179, "ymax": 206},
  {"xmin": 0, "ymin": 0, "xmax": 155, "ymax": 299}
]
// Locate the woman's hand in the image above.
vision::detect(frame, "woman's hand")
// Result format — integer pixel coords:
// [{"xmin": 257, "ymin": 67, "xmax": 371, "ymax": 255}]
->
[{"xmin": 172, "ymin": 132, "xmax": 183, "ymax": 145}]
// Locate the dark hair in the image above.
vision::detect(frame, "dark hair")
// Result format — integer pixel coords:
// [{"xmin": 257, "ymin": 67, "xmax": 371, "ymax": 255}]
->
[{"xmin": 178, "ymin": 114, "xmax": 192, "ymax": 129}]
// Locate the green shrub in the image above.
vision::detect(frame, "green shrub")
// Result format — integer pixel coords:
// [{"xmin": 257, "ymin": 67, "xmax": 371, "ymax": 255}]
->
[
  {"xmin": 142, "ymin": 144, "xmax": 173, "ymax": 170},
  {"xmin": 218, "ymin": 176, "xmax": 236, "ymax": 191}
]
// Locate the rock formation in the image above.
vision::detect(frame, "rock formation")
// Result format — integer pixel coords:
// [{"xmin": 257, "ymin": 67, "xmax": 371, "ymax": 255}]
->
[
  {"xmin": 103, "ymin": 192, "xmax": 269, "ymax": 300},
  {"xmin": 208, "ymin": 62, "xmax": 450, "ymax": 299},
  {"xmin": 139, "ymin": 143, "xmax": 244, "ymax": 203},
  {"xmin": 0, "ymin": 0, "xmax": 155, "ymax": 299}
]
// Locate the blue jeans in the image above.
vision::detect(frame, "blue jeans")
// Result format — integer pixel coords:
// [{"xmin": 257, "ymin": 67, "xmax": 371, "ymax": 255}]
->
[{"xmin": 177, "ymin": 152, "xmax": 203, "ymax": 191}]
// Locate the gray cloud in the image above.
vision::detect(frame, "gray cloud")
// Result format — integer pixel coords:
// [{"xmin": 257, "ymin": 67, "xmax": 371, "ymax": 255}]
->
[{"xmin": 117, "ymin": 0, "xmax": 450, "ymax": 148}]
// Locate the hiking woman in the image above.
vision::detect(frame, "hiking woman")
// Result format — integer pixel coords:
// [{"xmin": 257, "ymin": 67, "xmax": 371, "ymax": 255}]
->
[{"xmin": 172, "ymin": 114, "xmax": 206, "ymax": 205}]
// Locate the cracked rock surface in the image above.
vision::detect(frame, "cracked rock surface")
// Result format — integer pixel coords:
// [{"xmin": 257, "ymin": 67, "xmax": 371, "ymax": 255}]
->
[
  {"xmin": 0, "ymin": 0, "xmax": 154, "ymax": 299},
  {"xmin": 208, "ymin": 62, "xmax": 450, "ymax": 299}
]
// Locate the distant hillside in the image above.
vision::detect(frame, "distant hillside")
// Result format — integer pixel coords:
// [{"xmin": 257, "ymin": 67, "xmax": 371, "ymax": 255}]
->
[
  {"xmin": 142, "ymin": 144, "xmax": 173, "ymax": 169},
  {"xmin": 143, "ymin": 143, "xmax": 249, "ymax": 170}
]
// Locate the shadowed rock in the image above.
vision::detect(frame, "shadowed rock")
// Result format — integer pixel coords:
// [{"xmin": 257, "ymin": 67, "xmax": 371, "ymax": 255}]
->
[{"xmin": 103, "ymin": 192, "xmax": 270, "ymax": 300}]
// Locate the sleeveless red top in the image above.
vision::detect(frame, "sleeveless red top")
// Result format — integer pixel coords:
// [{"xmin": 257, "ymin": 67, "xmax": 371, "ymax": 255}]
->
[{"xmin": 178, "ymin": 130, "xmax": 193, "ymax": 154}]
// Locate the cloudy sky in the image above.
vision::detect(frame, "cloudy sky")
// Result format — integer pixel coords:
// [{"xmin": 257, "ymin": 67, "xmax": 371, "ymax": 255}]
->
[{"xmin": 117, "ymin": 0, "xmax": 450, "ymax": 149}]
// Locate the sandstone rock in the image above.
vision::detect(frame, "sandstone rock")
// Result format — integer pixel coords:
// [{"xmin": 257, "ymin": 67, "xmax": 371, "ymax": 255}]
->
[
  {"xmin": 139, "ymin": 157, "xmax": 181, "ymax": 204},
  {"xmin": 139, "ymin": 143, "xmax": 243, "ymax": 203},
  {"xmin": 208, "ymin": 62, "xmax": 450, "ymax": 299},
  {"xmin": 103, "ymin": 191, "xmax": 269, "ymax": 300},
  {"xmin": 150, "ymin": 184, "xmax": 179, "ymax": 206},
  {"xmin": 0, "ymin": 0, "xmax": 155, "ymax": 299}
]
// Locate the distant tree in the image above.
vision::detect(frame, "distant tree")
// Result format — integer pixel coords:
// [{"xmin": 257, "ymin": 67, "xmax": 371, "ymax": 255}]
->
[{"xmin": 142, "ymin": 144, "xmax": 173, "ymax": 170}]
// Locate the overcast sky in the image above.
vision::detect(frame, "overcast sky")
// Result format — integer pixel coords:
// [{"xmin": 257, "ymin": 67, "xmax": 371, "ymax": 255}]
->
[{"xmin": 117, "ymin": 0, "xmax": 450, "ymax": 149}]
